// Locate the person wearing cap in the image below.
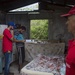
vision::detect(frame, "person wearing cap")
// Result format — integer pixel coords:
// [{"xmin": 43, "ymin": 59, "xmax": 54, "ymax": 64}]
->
[
  {"xmin": 2, "ymin": 22, "xmax": 16, "ymax": 75},
  {"xmin": 61, "ymin": 6, "xmax": 75, "ymax": 75}
]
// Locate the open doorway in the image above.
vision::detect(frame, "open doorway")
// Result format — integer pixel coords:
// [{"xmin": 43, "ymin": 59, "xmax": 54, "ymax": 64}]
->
[{"xmin": 30, "ymin": 20, "xmax": 49, "ymax": 40}]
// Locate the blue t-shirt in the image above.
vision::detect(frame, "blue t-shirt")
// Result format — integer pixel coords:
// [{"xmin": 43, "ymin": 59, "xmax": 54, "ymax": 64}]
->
[
  {"xmin": 14, "ymin": 30, "xmax": 24, "ymax": 47},
  {"xmin": 14, "ymin": 34, "xmax": 24, "ymax": 40}
]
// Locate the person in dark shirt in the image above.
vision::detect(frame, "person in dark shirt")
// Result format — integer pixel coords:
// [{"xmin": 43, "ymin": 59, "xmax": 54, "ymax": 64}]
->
[{"xmin": 14, "ymin": 26, "xmax": 26, "ymax": 72}]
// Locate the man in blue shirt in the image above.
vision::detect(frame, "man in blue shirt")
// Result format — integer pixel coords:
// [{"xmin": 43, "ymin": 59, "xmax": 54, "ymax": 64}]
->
[{"xmin": 14, "ymin": 26, "xmax": 26, "ymax": 72}]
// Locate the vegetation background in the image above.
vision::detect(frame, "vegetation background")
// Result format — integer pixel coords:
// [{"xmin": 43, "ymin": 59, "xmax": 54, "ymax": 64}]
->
[{"xmin": 30, "ymin": 20, "xmax": 48, "ymax": 40}]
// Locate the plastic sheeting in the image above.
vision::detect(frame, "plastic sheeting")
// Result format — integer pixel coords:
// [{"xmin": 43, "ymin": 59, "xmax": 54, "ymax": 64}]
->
[
  {"xmin": 21, "ymin": 55, "xmax": 66, "ymax": 75},
  {"xmin": 25, "ymin": 42, "xmax": 65, "ymax": 62}
]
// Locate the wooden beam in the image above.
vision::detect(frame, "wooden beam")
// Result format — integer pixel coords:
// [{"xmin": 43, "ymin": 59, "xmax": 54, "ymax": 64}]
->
[
  {"xmin": 64, "ymin": 0, "xmax": 67, "ymax": 5},
  {"xmin": 0, "ymin": 0, "xmax": 38, "ymax": 12},
  {"xmin": 40, "ymin": 0, "xmax": 72, "ymax": 8}
]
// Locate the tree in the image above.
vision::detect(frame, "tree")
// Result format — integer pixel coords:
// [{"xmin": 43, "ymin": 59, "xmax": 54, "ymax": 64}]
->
[{"xmin": 30, "ymin": 20, "xmax": 48, "ymax": 39}]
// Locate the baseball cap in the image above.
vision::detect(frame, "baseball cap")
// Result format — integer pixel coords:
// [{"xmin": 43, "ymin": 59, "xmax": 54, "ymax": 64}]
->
[
  {"xmin": 61, "ymin": 6, "xmax": 75, "ymax": 17},
  {"xmin": 8, "ymin": 22, "xmax": 16, "ymax": 28}
]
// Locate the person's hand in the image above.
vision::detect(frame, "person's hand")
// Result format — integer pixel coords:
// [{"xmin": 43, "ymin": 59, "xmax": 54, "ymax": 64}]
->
[
  {"xmin": 11, "ymin": 30, "xmax": 14, "ymax": 36},
  {"xmin": 21, "ymin": 40, "xmax": 25, "ymax": 43},
  {"xmin": 11, "ymin": 30, "xmax": 14, "ymax": 33},
  {"xmin": 24, "ymin": 40, "xmax": 26, "ymax": 42},
  {"xmin": 8, "ymin": 50, "xmax": 11, "ymax": 53}
]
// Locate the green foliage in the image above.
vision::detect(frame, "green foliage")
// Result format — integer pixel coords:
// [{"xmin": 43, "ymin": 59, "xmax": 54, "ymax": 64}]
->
[{"xmin": 30, "ymin": 20, "xmax": 48, "ymax": 40}]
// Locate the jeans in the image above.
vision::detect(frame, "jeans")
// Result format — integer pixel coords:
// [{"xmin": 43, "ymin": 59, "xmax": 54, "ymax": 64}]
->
[{"xmin": 4, "ymin": 52, "xmax": 12, "ymax": 75}]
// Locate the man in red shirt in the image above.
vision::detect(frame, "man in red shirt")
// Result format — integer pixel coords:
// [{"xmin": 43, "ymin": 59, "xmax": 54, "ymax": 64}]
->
[
  {"xmin": 2, "ymin": 22, "xmax": 16, "ymax": 75},
  {"xmin": 61, "ymin": 6, "xmax": 75, "ymax": 75}
]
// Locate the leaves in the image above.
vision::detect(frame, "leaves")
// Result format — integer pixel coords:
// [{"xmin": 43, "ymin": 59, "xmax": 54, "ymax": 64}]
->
[{"xmin": 30, "ymin": 20, "xmax": 48, "ymax": 40}]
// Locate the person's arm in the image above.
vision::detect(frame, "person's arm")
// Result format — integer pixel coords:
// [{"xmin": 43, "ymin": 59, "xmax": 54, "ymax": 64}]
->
[
  {"xmin": 4, "ymin": 29, "xmax": 14, "ymax": 41},
  {"xmin": 13, "ymin": 38, "xmax": 25, "ymax": 43},
  {"xmin": 10, "ymin": 30, "xmax": 14, "ymax": 41}
]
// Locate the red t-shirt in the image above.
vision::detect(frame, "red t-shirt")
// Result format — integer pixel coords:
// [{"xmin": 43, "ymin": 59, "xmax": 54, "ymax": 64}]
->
[
  {"xmin": 66, "ymin": 39, "xmax": 75, "ymax": 75},
  {"xmin": 2, "ymin": 29, "xmax": 13, "ymax": 53}
]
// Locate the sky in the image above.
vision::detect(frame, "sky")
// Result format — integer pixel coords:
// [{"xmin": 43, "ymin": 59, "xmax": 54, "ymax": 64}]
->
[{"xmin": 10, "ymin": 2, "xmax": 39, "ymax": 12}]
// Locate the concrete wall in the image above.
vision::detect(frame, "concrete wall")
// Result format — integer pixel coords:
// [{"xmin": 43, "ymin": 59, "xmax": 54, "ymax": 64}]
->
[
  {"xmin": 48, "ymin": 6, "xmax": 73, "ymax": 45},
  {"xmin": 49, "ymin": 12, "xmax": 73, "ymax": 45},
  {"xmin": 6, "ymin": 11, "xmax": 54, "ymax": 39},
  {"xmin": 0, "ymin": 11, "xmax": 6, "ymax": 24},
  {"xmin": 6, "ymin": 6, "xmax": 73, "ymax": 45},
  {"xmin": 6, "ymin": 14, "xmax": 30, "ymax": 39}
]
